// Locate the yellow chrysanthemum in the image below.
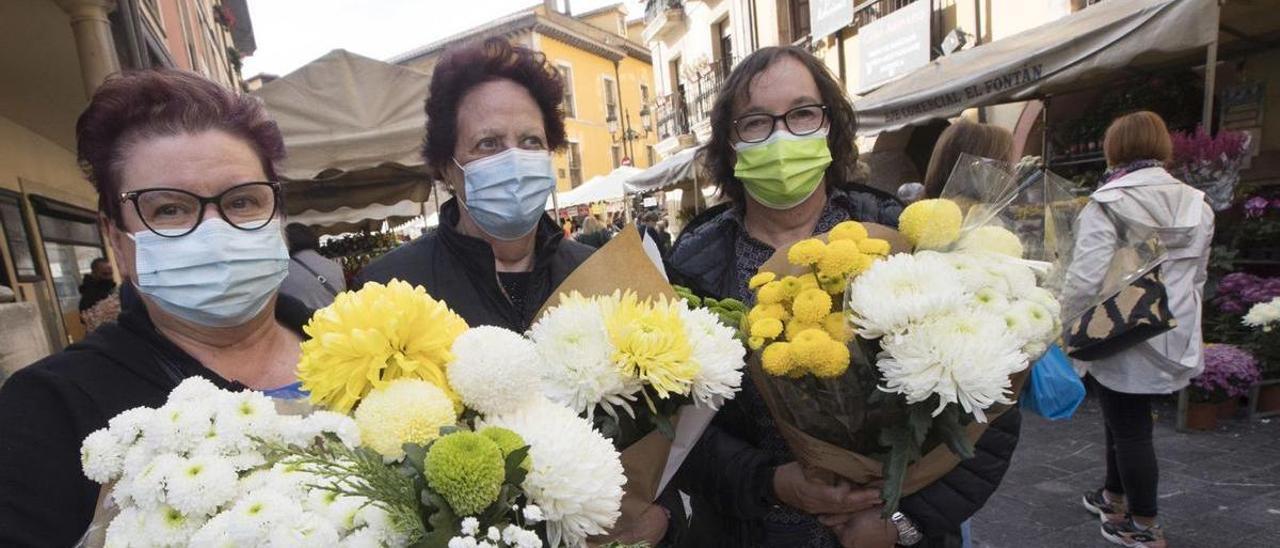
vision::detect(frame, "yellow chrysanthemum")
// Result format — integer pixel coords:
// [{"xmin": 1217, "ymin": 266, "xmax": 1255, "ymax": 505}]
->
[
  {"xmin": 823, "ymin": 312, "xmax": 852, "ymax": 343},
  {"xmin": 779, "ymin": 276, "xmax": 804, "ymax": 298},
  {"xmin": 748, "ymin": 271, "xmax": 777, "ymax": 290},
  {"xmin": 604, "ymin": 292, "xmax": 696, "ymax": 399},
  {"xmin": 299, "ymin": 280, "xmax": 469, "ymax": 413},
  {"xmin": 848, "ymin": 254, "xmax": 876, "ymax": 277},
  {"xmin": 354, "ymin": 379, "xmax": 457, "ymax": 460},
  {"xmin": 761, "ymin": 342, "xmax": 796, "ymax": 377},
  {"xmin": 788, "ymin": 329, "xmax": 838, "ymax": 375},
  {"xmin": 787, "ymin": 239, "xmax": 827, "ymax": 267},
  {"xmin": 829, "ymin": 221, "xmax": 869, "ymax": 242},
  {"xmin": 785, "ymin": 319, "xmax": 820, "ymax": 341},
  {"xmin": 748, "ymin": 303, "xmax": 790, "ymax": 323},
  {"xmin": 817, "ymin": 273, "xmax": 846, "ymax": 296},
  {"xmin": 750, "ymin": 317, "xmax": 785, "ymax": 340},
  {"xmin": 756, "ymin": 281, "xmax": 786, "ymax": 305},
  {"xmin": 797, "ymin": 273, "xmax": 821, "ymax": 291},
  {"xmin": 810, "ymin": 341, "xmax": 851, "ymax": 378},
  {"xmin": 792, "ymin": 288, "xmax": 833, "ymax": 324},
  {"xmin": 859, "ymin": 238, "xmax": 892, "ymax": 257},
  {"xmin": 957, "ymin": 225, "xmax": 1025, "ymax": 258},
  {"xmin": 899, "ymin": 199, "xmax": 963, "ymax": 250},
  {"xmin": 817, "ymin": 239, "xmax": 862, "ymax": 278}
]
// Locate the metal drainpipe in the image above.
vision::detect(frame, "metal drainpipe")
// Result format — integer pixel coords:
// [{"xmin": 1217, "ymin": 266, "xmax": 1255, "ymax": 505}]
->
[
  {"xmin": 613, "ymin": 60, "xmax": 631, "ymax": 161},
  {"xmin": 974, "ymin": 0, "xmax": 986, "ymax": 123}
]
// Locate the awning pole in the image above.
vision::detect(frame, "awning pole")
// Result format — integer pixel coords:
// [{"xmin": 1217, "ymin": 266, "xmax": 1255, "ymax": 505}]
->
[{"xmin": 1202, "ymin": 40, "xmax": 1218, "ymax": 130}]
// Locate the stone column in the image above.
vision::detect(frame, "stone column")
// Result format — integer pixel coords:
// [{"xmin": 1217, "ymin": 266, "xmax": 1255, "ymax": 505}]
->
[{"xmin": 55, "ymin": 0, "xmax": 122, "ymax": 96}]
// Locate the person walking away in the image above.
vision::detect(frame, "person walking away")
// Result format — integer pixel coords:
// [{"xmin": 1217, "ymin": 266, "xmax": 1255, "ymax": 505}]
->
[
  {"xmin": 1064, "ymin": 111, "xmax": 1213, "ymax": 548},
  {"xmin": 921, "ymin": 120, "xmax": 1015, "ymax": 198},
  {"xmin": 280, "ymin": 223, "xmax": 347, "ymax": 309},
  {"xmin": 575, "ymin": 215, "xmax": 612, "ymax": 249},
  {"xmin": 78, "ymin": 257, "xmax": 116, "ymax": 313}
]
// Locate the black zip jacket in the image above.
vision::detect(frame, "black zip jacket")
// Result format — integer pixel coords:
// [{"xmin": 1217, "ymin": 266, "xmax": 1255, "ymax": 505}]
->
[
  {"xmin": 356, "ymin": 198, "xmax": 594, "ymax": 332},
  {"xmin": 666, "ymin": 188, "xmax": 1021, "ymax": 548},
  {"xmin": 0, "ymin": 284, "xmax": 311, "ymax": 547}
]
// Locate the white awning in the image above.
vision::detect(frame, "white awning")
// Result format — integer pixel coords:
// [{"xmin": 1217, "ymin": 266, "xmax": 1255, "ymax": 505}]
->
[
  {"xmin": 854, "ymin": 0, "xmax": 1220, "ymax": 135},
  {"xmin": 555, "ymin": 166, "xmax": 644, "ymax": 207},
  {"xmin": 625, "ymin": 146, "xmax": 704, "ymax": 193}
]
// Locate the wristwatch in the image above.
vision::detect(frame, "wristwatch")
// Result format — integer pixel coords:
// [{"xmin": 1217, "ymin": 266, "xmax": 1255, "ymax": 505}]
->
[{"xmin": 890, "ymin": 511, "xmax": 923, "ymax": 546}]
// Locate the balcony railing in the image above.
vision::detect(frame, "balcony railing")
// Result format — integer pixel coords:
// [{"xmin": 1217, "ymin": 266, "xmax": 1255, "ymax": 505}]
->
[
  {"xmin": 851, "ymin": 0, "xmax": 922, "ymax": 31},
  {"xmin": 651, "ymin": 56, "xmax": 737, "ymax": 141},
  {"xmin": 643, "ymin": 0, "xmax": 686, "ymax": 43}
]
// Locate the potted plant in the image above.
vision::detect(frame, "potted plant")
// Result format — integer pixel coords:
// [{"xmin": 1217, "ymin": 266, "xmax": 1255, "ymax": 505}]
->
[
  {"xmin": 1188, "ymin": 344, "xmax": 1261, "ymax": 429},
  {"xmin": 1243, "ymin": 297, "xmax": 1280, "ymax": 414},
  {"xmin": 1169, "ymin": 126, "xmax": 1251, "ymax": 211}
]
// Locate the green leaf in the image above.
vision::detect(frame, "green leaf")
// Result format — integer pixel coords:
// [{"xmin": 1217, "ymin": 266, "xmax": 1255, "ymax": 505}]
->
[
  {"xmin": 934, "ymin": 405, "xmax": 976, "ymax": 460},
  {"xmin": 878, "ymin": 425, "xmax": 912, "ymax": 518},
  {"xmin": 654, "ymin": 412, "xmax": 677, "ymax": 439},
  {"xmin": 403, "ymin": 443, "xmax": 428, "ymax": 475},
  {"xmin": 421, "ymin": 490, "xmax": 460, "ymax": 546},
  {"xmin": 504, "ymin": 446, "xmax": 530, "ymax": 487},
  {"xmin": 907, "ymin": 404, "xmax": 934, "ymax": 450}
]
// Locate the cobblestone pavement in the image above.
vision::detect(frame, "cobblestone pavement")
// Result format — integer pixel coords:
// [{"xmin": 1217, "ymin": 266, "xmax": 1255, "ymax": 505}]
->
[{"xmin": 971, "ymin": 393, "xmax": 1280, "ymax": 548}]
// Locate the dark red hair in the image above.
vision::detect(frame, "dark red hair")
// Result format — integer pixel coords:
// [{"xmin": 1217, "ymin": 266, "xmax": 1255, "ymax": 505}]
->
[
  {"xmin": 76, "ymin": 69, "xmax": 285, "ymax": 227},
  {"xmin": 423, "ymin": 38, "xmax": 567, "ymax": 172}
]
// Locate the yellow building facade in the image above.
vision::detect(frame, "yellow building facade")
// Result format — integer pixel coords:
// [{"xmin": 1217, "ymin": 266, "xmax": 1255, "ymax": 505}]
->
[{"xmin": 393, "ymin": 3, "xmax": 657, "ymax": 194}]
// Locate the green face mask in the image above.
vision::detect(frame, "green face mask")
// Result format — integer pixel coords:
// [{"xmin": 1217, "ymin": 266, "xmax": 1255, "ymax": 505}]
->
[{"xmin": 733, "ymin": 129, "xmax": 833, "ymax": 209}]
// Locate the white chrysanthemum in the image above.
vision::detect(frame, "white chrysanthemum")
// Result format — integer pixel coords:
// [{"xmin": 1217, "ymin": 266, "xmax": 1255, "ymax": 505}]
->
[
  {"xmin": 1006, "ymin": 300, "xmax": 1056, "ymax": 348},
  {"xmin": 955, "ymin": 225, "xmax": 1025, "ymax": 258},
  {"xmin": 678, "ymin": 306, "xmax": 745, "ymax": 409},
  {"xmin": 878, "ymin": 310, "xmax": 1029, "ymax": 422},
  {"xmin": 449, "ymin": 325, "xmax": 543, "ymax": 416},
  {"xmin": 140, "ymin": 403, "xmax": 216, "ymax": 456},
  {"xmin": 481, "ymin": 398, "xmax": 624, "ymax": 548},
  {"xmin": 529, "ymin": 294, "xmax": 638, "ymax": 418},
  {"xmin": 279, "ymin": 410, "xmax": 361, "ymax": 449},
  {"xmin": 166, "ymin": 376, "xmax": 223, "ymax": 407},
  {"xmin": 82, "ymin": 428, "xmax": 126, "ymax": 483},
  {"xmin": 121, "ymin": 452, "xmax": 183, "ymax": 510},
  {"xmin": 848, "ymin": 253, "xmax": 967, "ymax": 338},
  {"xmin": 522, "ymin": 504, "xmax": 545, "ymax": 524},
  {"xmin": 211, "ymin": 390, "xmax": 280, "ymax": 452},
  {"xmin": 353, "ymin": 503, "xmax": 408, "ymax": 546},
  {"xmin": 449, "ymin": 537, "xmax": 480, "ymax": 548},
  {"xmin": 104, "ymin": 506, "xmax": 146, "ymax": 548},
  {"xmin": 164, "ymin": 454, "xmax": 239, "ymax": 516},
  {"xmin": 460, "ymin": 516, "xmax": 480, "ymax": 536},
  {"xmin": 1244, "ymin": 298, "xmax": 1280, "ymax": 330},
  {"xmin": 341, "ymin": 527, "xmax": 387, "ymax": 548},
  {"xmin": 1024, "ymin": 286, "xmax": 1062, "ymax": 317},
  {"xmin": 991, "ymin": 261, "xmax": 1038, "ymax": 297},
  {"xmin": 971, "ymin": 287, "xmax": 1009, "ymax": 313},
  {"xmin": 141, "ymin": 504, "xmax": 206, "ymax": 547},
  {"xmin": 305, "ymin": 489, "xmax": 367, "ymax": 532},
  {"xmin": 107, "ymin": 407, "xmax": 157, "ymax": 448},
  {"xmin": 264, "ymin": 511, "xmax": 341, "ymax": 546}
]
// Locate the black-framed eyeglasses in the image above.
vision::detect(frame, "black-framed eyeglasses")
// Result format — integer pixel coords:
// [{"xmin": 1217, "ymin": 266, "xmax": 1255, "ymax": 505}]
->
[
  {"xmin": 119, "ymin": 181, "xmax": 281, "ymax": 238},
  {"xmin": 733, "ymin": 104, "xmax": 829, "ymax": 143}
]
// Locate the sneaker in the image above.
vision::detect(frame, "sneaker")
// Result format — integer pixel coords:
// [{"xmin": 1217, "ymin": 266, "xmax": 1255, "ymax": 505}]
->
[
  {"xmin": 1082, "ymin": 489, "xmax": 1128, "ymax": 522},
  {"xmin": 1101, "ymin": 519, "xmax": 1166, "ymax": 548}
]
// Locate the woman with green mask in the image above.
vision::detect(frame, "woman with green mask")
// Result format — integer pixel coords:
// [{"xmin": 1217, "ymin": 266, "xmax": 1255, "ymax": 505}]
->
[{"xmin": 666, "ymin": 46, "xmax": 1022, "ymax": 548}]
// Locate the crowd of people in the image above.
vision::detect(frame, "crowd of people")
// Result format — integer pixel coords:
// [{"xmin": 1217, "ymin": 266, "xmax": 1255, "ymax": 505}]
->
[{"xmin": 0, "ymin": 36, "xmax": 1214, "ymax": 548}]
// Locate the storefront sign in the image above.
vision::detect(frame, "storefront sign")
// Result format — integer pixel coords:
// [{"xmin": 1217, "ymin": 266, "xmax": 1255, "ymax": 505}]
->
[
  {"xmin": 857, "ymin": 0, "xmax": 931, "ymax": 92},
  {"xmin": 810, "ymin": 0, "xmax": 855, "ymax": 40}
]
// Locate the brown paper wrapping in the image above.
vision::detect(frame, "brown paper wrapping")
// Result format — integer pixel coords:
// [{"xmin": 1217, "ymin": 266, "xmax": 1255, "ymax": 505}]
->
[
  {"xmin": 747, "ymin": 224, "xmax": 1029, "ymax": 496},
  {"xmin": 535, "ymin": 225, "xmax": 678, "ymax": 541}
]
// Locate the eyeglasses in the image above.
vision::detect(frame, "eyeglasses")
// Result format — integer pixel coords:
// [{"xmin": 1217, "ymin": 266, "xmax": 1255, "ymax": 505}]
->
[
  {"xmin": 119, "ymin": 181, "xmax": 281, "ymax": 238},
  {"xmin": 733, "ymin": 104, "xmax": 829, "ymax": 143}
]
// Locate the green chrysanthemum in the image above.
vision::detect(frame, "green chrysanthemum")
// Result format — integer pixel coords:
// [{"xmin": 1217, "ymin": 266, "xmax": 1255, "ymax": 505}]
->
[
  {"xmin": 424, "ymin": 431, "xmax": 505, "ymax": 516},
  {"xmin": 480, "ymin": 427, "xmax": 530, "ymax": 470}
]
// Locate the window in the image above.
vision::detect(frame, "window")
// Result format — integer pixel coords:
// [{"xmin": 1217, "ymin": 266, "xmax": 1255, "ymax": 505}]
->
[
  {"xmin": 557, "ymin": 64, "xmax": 576, "ymax": 118},
  {"xmin": 647, "ymin": 145, "xmax": 657, "ymax": 167},
  {"xmin": 568, "ymin": 142, "xmax": 584, "ymax": 187},
  {"xmin": 789, "ymin": 0, "xmax": 811, "ymax": 41},
  {"xmin": 611, "ymin": 145, "xmax": 623, "ymax": 169},
  {"xmin": 716, "ymin": 18, "xmax": 734, "ymax": 75},
  {"xmin": 0, "ymin": 191, "xmax": 40, "ymax": 281},
  {"xmin": 640, "ymin": 83, "xmax": 650, "ymax": 105},
  {"xmin": 32, "ymin": 198, "xmax": 106, "ymax": 313},
  {"xmin": 603, "ymin": 77, "xmax": 619, "ymax": 122}
]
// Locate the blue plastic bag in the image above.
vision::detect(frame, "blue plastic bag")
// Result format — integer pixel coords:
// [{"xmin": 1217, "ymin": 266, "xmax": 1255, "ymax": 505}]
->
[{"xmin": 1020, "ymin": 344, "xmax": 1085, "ymax": 420}]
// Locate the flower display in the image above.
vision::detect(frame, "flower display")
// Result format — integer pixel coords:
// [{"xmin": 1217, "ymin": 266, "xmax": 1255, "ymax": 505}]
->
[
  {"xmin": 1191, "ymin": 344, "xmax": 1261, "ymax": 402},
  {"xmin": 425, "ymin": 431, "xmax": 506, "ymax": 516},
  {"xmin": 1243, "ymin": 296, "xmax": 1280, "ymax": 332},
  {"xmin": 298, "ymin": 280, "xmax": 469, "ymax": 413},
  {"xmin": 449, "ymin": 326, "xmax": 543, "ymax": 416}
]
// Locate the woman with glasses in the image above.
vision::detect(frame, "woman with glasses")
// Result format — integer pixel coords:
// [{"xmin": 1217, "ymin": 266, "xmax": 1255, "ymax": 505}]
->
[
  {"xmin": 666, "ymin": 47, "xmax": 1021, "ymax": 548},
  {"xmin": 0, "ymin": 70, "xmax": 308, "ymax": 545}
]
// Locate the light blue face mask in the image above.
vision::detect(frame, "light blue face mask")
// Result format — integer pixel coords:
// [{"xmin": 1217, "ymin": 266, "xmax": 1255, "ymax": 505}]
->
[
  {"xmin": 455, "ymin": 148, "xmax": 557, "ymax": 240},
  {"xmin": 131, "ymin": 218, "xmax": 290, "ymax": 328}
]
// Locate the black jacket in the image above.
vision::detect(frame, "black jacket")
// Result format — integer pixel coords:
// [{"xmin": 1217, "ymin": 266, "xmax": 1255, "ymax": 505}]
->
[
  {"xmin": 0, "ymin": 284, "xmax": 312, "ymax": 547},
  {"xmin": 356, "ymin": 199, "xmax": 594, "ymax": 332},
  {"xmin": 666, "ymin": 188, "xmax": 1021, "ymax": 548},
  {"xmin": 77, "ymin": 276, "xmax": 116, "ymax": 312}
]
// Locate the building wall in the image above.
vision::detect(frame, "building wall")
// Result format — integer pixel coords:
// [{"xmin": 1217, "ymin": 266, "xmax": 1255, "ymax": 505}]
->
[
  {"xmin": 535, "ymin": 33, "xmax": 656, "ymax": 192},
  {"xmin": 154, "ymin": 0, "xmax": 240, "ymax": 88},
  {"xmin": 648, "ymin": 0, "xmax": 733, "ymax": 99}
]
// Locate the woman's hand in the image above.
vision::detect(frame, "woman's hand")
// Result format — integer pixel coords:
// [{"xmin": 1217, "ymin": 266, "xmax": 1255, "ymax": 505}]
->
[
  {"xmin": 834, "ymin": 509, "xmax": 899, "ymax": 548},
  {"xmin": 772, "ymin": 462, "xmax": 881, "ymax": 515},
  {"xmin": 601, "ymin": 502, "xmax": 669, "ymax": 546}
]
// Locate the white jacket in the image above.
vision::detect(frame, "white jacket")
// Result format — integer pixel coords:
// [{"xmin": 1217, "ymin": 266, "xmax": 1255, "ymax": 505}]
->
[{"xmin": 1063, "ymin": 167, "xmax": 1214, "ymax": 395}]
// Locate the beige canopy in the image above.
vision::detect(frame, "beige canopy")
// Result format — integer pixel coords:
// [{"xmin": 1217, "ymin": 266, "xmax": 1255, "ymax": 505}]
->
[
  {"xmin": 253, "ymin": 50, "xmax": 437, "ymax": 230},
  {"xmin": 854, "ymin": 0, "xmax": 1221, "ymax": 135}
]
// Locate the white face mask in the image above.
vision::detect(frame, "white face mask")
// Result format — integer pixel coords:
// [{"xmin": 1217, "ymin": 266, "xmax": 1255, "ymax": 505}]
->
[
  {"xmin": 455, "ymin": 148, "xmax": 557, "ymax": 240},
  {"xmin": 131, "ymin": 218, "xmax": 290, "ymax": 327}
]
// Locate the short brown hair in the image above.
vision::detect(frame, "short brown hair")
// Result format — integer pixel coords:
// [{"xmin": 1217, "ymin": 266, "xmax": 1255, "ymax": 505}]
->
[
  {"xmin": 76, "ymin": 69, "xmax": 285, "ymax": 228},
  {"xmin": 423, "ymin": 38, "xmax": 568, "ymax": 173},
  {"xmin": 921, "ymin": 121, "xmax": 1013, "ymax": 198},
  {"xmin": 705, "ymin": 46, "xmax": 862, "ymax": 208},
  {"xmin": 1104, "ymin": 111, "xmax": 1172, "ymax": 167}
]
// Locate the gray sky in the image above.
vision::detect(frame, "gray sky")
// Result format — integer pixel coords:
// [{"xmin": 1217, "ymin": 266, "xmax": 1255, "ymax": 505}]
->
[{"xmin": 242, "ymin": 0, "xmax": 647, "ymax": 78}]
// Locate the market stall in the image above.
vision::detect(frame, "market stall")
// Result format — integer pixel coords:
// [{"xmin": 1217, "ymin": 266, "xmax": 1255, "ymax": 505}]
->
[{"xmin": 253, "ymin": 49, "xmax": 442, "ymax": 236}]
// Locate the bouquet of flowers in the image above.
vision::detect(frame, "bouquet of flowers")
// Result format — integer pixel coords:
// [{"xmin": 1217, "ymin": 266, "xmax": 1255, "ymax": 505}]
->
[
  {"xmin": 81, "ymin": 280, "xmax": 628, "ymax": 548},
  {"xmin": 742, "ymin": 156, "xmax": 1095, "ymax": 515},
  {"xmin": 1169, "ymin": 126, "xmax": 1251, "ymax": 211},
  {"xmin": 1244, "ymin": 297, "xmax": 1280, "ymax": 332},
  {"xmin": 1190, "ymin": 344, "xmax": 1261, "ymax": 403},
  {"xmin": 523, "ymin": 227, "xmax": 746, "ymax": 538}
]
